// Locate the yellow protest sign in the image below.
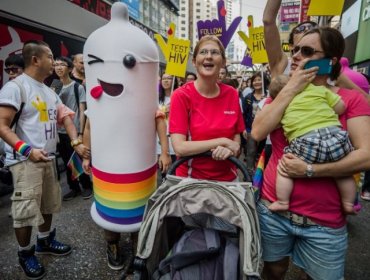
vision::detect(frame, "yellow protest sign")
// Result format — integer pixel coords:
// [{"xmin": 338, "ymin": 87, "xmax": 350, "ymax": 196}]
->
[
  {"xmin": 154, "ymin": 22, "xmax": 190, "ymax": 78},
  {"xmin": 307, "ymin": 0, "xmax": 344, "ymax": 16},
  {"xmin": 238, "ymin": 15, "xmax": 268, "ymax": 64}
]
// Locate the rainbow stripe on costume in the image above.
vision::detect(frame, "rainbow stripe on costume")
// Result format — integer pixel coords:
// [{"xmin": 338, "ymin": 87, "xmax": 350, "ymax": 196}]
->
[{"xmin": 92, "ymin": 164, "xmax": 157, "ymax": 225}]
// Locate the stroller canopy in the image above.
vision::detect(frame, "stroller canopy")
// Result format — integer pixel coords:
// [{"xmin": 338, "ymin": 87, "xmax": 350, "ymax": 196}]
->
[{"xmin": 136, "ymin": 176, "xmax": 262, "ymax": 278}]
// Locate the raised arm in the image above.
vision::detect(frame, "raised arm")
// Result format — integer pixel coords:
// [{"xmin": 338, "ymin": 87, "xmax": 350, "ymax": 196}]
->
[{"xmin": 263, "ymin": 0, "xmax": 288, "ymax": 77}]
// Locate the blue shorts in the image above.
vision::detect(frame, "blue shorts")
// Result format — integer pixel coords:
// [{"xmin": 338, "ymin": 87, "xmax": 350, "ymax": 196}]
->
[{"xmin": 257, "ymin": 201, "xmax": 348, "ymax": 280}]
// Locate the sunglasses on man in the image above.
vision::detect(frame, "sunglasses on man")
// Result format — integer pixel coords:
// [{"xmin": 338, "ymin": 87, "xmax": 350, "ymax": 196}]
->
[
  {"xmin": 4, "ymin": 67, "xmax": 21, "ymax": 74},
  {"xmin": 291, "ymin": 46, "xmax": 324, "ymax": 58}
]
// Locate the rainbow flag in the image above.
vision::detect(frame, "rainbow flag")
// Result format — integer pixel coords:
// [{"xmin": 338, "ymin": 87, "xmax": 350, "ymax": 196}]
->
[
  {"xmin": 353, "ymin": 172, "xmax": 362, "ymax": 212},
  {"xmin": 67, "ymin": 151, "xmax": 83, "ymax": 180},
  {"xmin": 252, "ymin": 149, "xmax": 265, "ymax": 200}
]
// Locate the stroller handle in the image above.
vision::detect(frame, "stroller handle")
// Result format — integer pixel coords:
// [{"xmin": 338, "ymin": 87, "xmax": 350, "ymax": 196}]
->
[{"xmin": 166, "ymin": 151, "xmax": 251, "ymax": 182}]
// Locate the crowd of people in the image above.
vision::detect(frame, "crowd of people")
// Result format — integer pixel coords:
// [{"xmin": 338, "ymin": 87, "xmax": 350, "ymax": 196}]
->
[{"xmin": 0, "ymin": 0, "xmax": 370, "ymax": 279}]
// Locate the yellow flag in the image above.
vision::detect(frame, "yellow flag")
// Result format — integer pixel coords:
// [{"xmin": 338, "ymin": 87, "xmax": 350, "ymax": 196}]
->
[
  {"xmin": 307, "ymin": 0, "xmax": 344, "ymax": 16},
  {"xmin": 238, "ymin": 19, "xmax": 268, "ymax": 65},
  {"xmin": 154, "ymin": 22, "xmax": 191, "ymax": 78},
  {"xmin": 248, "ymin": 26, "xmax": 268, "ymax": 64}
]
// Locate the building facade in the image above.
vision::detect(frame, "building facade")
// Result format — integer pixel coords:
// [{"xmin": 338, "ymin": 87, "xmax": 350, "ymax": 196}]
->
[{"xmin": 178, "ymin": 0, "xmax": 215, "ymax": 51}]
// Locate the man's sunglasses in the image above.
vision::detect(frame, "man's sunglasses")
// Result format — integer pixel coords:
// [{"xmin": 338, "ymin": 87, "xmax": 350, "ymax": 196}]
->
[
  {"xmin": 4, "ymin": 67, "xmax": 21, "ymax": 74},
  {"xmin": 292, "ymin": 23, "xmax": 317, "ymax": 34},
  {"xmin": 291, "ymin": 46, "xmax": 324, "ymax": 58}
]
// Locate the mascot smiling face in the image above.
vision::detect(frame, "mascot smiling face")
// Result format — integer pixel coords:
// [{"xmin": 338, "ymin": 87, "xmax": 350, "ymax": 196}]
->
[
  {"xmin": 83, "ymin": 2, "xmax": 159, "ymax": 233},
  {"xmin": 83, "ymin": 2, "xmax": 159, "ymax": 173}
]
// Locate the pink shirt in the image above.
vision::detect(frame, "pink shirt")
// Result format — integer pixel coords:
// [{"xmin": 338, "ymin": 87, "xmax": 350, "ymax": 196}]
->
[
  {"xmin": 262, "ymin": 88, "xmax": 370, "ymax": 228},
  {"xmin": 169, "ymin": 82, "xmax": 245, "ymax": 181}
]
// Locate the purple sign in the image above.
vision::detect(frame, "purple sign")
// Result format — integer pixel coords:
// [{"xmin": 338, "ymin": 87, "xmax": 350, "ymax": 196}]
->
[
  {"xmin": 241, "ymin": 54, "xmax": 253, "ymax": 67},
  {"xmin": 196, "ymin": 0, "xmax": 242, "ymax": 48},
  {"xmin": 280, "ymin": 1, "xmax": 300, "ymax": 23}
]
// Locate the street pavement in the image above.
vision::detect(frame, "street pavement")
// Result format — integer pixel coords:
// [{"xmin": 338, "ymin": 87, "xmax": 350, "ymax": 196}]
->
[{"xmin": 0, "ymin": 170, "xmax": 370, "ymax": 280}]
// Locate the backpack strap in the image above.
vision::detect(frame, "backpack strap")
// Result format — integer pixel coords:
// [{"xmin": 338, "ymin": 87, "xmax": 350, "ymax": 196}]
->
[
  {"xmin": 10, "ymin": 79, "xmax": 26, "ymax": 129},
  {"xmin": 73, "ymin": 82, "xmax": 80, "ymax": 115},
  {"xmin": 9, "ymin": 79, "xmax": 27, "ymax": 159}
]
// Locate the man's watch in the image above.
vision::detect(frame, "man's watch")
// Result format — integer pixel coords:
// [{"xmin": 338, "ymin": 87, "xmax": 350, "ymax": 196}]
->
[
  {"xmin": 305, "ymin": 164, "xmax": 314, "ymax": 178},
  {"xmin": 70, "ymin": 138, "xmax": 82, "ymax": 147}
]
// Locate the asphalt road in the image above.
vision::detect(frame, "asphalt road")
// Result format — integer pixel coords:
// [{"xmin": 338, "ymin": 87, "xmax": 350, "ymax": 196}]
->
[{"xmin": 0, "ymin": 170, "xmax": 369, "ymax": 280}]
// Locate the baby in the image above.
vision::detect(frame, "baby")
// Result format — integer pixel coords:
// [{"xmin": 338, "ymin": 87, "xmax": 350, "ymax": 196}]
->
[{"xmin": 268, "ymin": 75, "xmax": 356, "ymax": 214}]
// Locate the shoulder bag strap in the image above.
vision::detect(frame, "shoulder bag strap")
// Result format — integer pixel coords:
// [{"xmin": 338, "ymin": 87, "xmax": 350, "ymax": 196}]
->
[{"xmin": 10, "ymin": 79, "xmax": 26, "ymax": 129}]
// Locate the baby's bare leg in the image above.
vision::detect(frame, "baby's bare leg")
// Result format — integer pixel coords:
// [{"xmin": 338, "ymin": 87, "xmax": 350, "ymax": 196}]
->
[
  {"xmin": 269, "ymin": 173, "xmax": 294, "ymax": 211},
  {"xmin": 335, "ymin": 176, "xmax": 357, "ymax": 215}
]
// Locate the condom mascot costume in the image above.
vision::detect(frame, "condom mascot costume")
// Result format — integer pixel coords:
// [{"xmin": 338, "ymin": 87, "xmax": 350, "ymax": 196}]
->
[{"xmin": 83, "ymin": 2, "xmax": 159, "ymax": 233}]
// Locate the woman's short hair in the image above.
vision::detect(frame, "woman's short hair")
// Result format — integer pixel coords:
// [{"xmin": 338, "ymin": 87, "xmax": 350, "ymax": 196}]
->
[
  {"xmin": 192, "ymin": 35, "xmax": 226, "ymax": 60},
  {"xmin": 303, "ymin": 27, "xmax": 345, "ymax": 81}
]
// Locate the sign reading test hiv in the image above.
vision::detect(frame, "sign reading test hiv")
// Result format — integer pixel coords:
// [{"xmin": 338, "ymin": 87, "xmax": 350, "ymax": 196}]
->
[
  {"xmin": 197, "ymin": 0, "xmax": 242, "ymax": 49},
  {"xmin": 154, "ymin": 22, "xmax": 190, "ymax": 78},
  {"xmin": 238, "ymin": 15, "xmax": 268, "ymax": 64}
]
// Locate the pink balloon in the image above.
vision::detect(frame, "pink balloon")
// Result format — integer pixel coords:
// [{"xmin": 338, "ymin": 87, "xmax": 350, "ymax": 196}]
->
[{"xmin": 340, "ymin": 57, "xmax": 369, "ymax": 94}]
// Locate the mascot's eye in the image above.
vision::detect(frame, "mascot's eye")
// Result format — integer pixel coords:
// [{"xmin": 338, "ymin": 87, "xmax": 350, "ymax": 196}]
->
[{"xmin": 123, "ymin": 55, "xmax": 136, "ymax": 69}]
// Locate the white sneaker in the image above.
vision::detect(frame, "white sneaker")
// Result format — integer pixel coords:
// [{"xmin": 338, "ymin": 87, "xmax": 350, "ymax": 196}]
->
[{"xmin": 361, "ymin": 191, "xmax": 370, "ymax": 201}]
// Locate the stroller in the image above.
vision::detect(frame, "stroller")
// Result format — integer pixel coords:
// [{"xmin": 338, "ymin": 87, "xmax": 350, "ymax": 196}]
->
[{"xmin": 131, "ymin": 153, "xmax": 262, "ymax": 280}]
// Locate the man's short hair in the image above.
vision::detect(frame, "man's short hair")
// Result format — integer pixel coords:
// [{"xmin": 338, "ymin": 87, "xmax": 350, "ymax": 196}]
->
[
  {"xmin": 22, "ymin": 40, "xmax": 50, "ymax": 68},
  {"xmin": 71, "ymin": 53, "xmax": 83, "ymax": 62},
  {"xmin": 55, "ymin": 56, "xmax": 73, "ymax": 69}
]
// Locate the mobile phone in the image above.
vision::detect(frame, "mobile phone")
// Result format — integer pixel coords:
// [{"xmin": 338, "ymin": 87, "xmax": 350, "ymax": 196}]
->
[{"xmin": 304, "ymin": 58, "xmax": 332, "ymax": 75}]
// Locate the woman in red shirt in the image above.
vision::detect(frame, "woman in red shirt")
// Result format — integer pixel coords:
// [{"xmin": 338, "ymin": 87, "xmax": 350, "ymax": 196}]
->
[{"xmin": 169, "ymin": 35, "xmax": 245, "ymax": 181}]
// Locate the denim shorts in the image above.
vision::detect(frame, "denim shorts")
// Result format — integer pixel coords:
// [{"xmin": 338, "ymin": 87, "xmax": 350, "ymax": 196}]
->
[{"xmin": 257, "ymin": 201, "xmax": 348, "ymax": 280}]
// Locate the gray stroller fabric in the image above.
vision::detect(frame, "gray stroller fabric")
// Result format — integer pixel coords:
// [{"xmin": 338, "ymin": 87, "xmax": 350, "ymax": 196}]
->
[{"xmin": 136, "ymin": 175, "xmax": 262, "ymax": 279}]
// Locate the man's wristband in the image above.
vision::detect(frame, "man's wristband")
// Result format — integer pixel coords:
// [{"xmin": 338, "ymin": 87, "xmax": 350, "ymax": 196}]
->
[{"xmin": 14, "ymin": 140, "xmax": 32, "ymax": 158}]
